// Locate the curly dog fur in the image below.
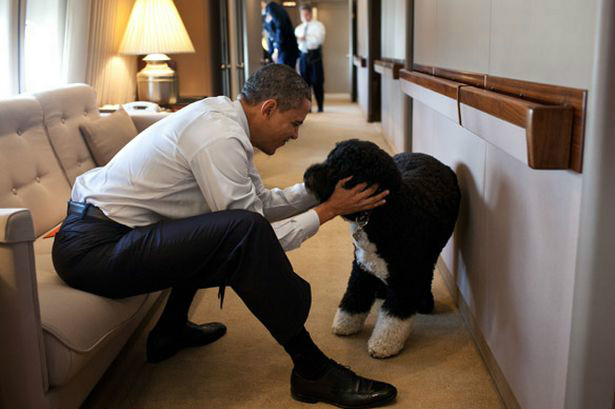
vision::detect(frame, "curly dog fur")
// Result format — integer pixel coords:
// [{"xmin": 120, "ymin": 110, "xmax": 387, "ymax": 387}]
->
[{"xmin": 304, "ymin": 139, "xmax": 461, "ymax": 358}]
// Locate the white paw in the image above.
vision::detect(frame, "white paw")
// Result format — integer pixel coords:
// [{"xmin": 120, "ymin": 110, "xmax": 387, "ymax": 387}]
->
[
  {"xmin": 332, "ymin": 308, "xmax": 368, "ymax": 336},
  {"xmin": 367, "ymin": 311, "xmax": 415, "ymax": 358}
]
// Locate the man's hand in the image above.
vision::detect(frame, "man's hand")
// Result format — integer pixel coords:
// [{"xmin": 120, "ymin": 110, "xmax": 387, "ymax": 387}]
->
[{"xmin": 314, "ymin": 176, "xmax": 389, "ymax": 224}]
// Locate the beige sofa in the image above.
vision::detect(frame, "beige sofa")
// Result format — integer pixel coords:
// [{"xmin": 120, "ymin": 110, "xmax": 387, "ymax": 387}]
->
[{"xmin": 0, "ymin": 84, "xmax": 170, "ymax": 409}]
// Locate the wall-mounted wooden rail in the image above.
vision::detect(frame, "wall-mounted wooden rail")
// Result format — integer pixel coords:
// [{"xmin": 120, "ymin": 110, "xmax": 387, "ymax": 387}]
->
[
  {"xmin": 374, "ymin": 59, "xmax": 404, "ymax": 79},
  {"xmin": 353, "ymin": 55, "xmax": 366, "ymax": 68},
  {"xmin": 401, "ymin": 64, "xmax": 587, "ymax": 172}
]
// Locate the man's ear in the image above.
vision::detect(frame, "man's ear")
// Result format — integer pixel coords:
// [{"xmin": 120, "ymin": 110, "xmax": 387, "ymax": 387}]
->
[{"xmin": 260, "ymin": 99, "xmax": 277, "ymax": 119}]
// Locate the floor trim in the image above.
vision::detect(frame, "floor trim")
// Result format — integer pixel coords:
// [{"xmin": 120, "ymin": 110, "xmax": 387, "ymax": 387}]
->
[
  {"xmin": 436, "ymin": 257, "xmax": 522, "ymax": 409},
  {"xmin": 324, "ymin": 92, "xmax": 351, "ymax": 100}
]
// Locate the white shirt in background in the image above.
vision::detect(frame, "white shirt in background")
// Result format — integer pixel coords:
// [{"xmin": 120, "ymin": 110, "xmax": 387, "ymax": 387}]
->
[
  {"xmin": 294, "ymin": 19, "xmax": 326, "ymax": 54},
  {"xmin": 72, "ymin": 97, "xmax": 320, "ymax": 252}
]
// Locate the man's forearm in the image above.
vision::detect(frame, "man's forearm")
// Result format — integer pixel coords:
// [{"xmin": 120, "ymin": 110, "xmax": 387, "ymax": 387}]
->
[{"xmin": 314, "ymin": 203, "xmax": 336, "ymax": 224}]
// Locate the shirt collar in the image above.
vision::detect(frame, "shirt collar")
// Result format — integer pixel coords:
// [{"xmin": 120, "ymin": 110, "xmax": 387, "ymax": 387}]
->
[{"xmin": 233, "ymin": 99, "xmax": 251, "ymax": 139}]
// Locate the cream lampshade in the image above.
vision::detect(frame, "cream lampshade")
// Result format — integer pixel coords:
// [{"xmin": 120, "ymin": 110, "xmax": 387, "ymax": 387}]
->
[{"xmin": 119, "ymin": 0, "xmax": 195, "ymax": 105}]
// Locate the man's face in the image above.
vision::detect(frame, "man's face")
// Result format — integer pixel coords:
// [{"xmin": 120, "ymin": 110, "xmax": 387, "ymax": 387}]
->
[
  {"xmin": 254, "ymin": 98, "xmax": 311, "ymax": 155},
  {"xmin": 300, "ymin": 9, "xmax": 312, "ymax": 23}
]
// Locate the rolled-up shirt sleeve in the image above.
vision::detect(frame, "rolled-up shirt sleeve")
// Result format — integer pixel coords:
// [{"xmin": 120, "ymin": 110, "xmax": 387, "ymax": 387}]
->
[
  {"xmin": 249, "ymin": 162, "xmax": 319, "ymax": 221},
  {"xmin": 187, "ymin": 134, "xmax": 320, "ymax": 251},
  {"xmin": 271, "ymin": 209, "xmax": 320, "ymax": 251}
]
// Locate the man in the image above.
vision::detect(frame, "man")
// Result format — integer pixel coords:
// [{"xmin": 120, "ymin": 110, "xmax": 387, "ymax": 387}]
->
[
  {"xmin": 261, "ymin": 0, "xmax": 300, "ymax": 67},
  {"xmin": 52, "ymin": 64, "xmax": 396, "ymax": 408},
  {"xmin": 295, "ymin": 3, "xmax": 326, "ymax": 112}
]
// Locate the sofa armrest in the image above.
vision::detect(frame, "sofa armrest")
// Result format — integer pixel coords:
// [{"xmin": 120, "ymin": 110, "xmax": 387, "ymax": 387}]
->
[
  {"xmin": 129, "ymin": 112, "xmax": 171, "ymax": 133},
  {"xmin": 0, "ymin": 208, "xmax": 49, "ymax": 409},
  {"xmin": 0, "ymin": 208, "xmax": 36, "ymax": 243}
]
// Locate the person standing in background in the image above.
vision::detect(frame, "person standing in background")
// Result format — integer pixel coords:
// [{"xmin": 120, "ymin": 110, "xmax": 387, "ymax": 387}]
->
[
  {"xmin": 261, "ymin": 0, "xmax": 300, "ymax": 68},
  {"xmin": 295, "ymin": 3, "xmax": 325, "ymax": 113}
]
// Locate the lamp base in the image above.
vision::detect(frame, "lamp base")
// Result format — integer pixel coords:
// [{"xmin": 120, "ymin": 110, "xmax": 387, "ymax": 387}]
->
[{"xmin": 136, "ymin": 54, "xmax": 178, "ymax": 105}]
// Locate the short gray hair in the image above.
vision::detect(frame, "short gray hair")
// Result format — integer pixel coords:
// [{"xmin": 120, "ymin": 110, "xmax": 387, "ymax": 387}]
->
[{"xmin": 239, "ymin": 64, "xmax": 311, "ymax": 111}]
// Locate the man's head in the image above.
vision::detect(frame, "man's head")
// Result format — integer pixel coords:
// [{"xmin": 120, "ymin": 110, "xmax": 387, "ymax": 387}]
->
[
  {"xmin": 300, "ymin": 4, "xmax": 313, "ymax": 23},
  {"xmin": 239, "ymin": 64, "xmax": 312, "ymax": 155}
]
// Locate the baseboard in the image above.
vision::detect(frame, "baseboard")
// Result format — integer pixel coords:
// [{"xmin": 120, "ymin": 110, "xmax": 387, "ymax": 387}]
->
[
  {"xmin": 436, "ymin": 258, "xmax": 522, "ymax": 409},
  {"xmin": 383, "ymin": 136, "xmax": 404, "ymax": 156},
  {"xmin": 324, "ymin": 92, "xmax": 351, "ymax": 100}
]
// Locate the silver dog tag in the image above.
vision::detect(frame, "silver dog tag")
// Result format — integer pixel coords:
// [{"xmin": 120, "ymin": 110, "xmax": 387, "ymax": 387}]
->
[{"xmin": 352, "ymin": 213, "xmax": 370, "ymax": 241}]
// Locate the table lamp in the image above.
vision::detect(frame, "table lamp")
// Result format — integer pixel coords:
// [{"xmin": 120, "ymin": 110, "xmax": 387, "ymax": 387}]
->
[{"xmin": 119, "ymin": 0, "xmax": 195, "ymax": 105}]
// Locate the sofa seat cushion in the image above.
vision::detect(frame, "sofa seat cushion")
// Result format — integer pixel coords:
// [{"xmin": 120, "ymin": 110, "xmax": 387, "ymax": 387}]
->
[{"xmin": 34, "ymin": 234, "xmax": 153, "ymax": 387}]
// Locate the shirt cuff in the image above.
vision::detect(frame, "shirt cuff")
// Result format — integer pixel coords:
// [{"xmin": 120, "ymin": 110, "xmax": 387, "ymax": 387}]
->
[
  {"xmin": 297, "ymin": 209, "xmax": 320, "ymax": 239},
  {"xmin": 272, "ymin": 208, "xmax": 321, "ymax": 252}
]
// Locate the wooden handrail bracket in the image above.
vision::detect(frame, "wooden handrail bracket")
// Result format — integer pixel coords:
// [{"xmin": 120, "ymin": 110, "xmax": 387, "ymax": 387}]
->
[
  {"xmin": 374, "ymin": 59, "xmax": 404, "ymax": 79},
  {"xmin": 353, "ymin": 55, "xmax": 366, "ymax": 68},
  {"xmin": 400, "ymin": 66, "xmax": 585, "ymax": 171}
]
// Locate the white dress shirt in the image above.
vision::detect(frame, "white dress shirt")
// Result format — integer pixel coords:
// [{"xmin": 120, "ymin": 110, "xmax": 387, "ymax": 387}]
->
[
  {"xmin": 294, "ymin": 19, "xmax": 326, "ymax": 54},
  {"xmin": 72, "ymin": 97, "xmax": 320, "ymax": 251}
]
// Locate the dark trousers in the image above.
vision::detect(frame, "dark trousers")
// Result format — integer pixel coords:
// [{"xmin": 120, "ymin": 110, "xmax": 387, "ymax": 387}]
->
[
  {"xmin": 299, "ymin": 49, "xmax": 324, "ymax": 111},
  {"xmin": 278, "ymin": 49, "xmax": 298, "ymax": 68},
  {"xmin": 51, "ymin": 209, "xmax": 311, "ymax": 344}
]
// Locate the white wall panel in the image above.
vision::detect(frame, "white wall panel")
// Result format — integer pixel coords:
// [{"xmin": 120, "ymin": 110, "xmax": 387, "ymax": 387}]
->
[
  {"xmin": 435, "ymin": 0, "xmax": 491, "ymax": 72},
  {"xmin": 482, "ymin": 148, "xmax": 582, "ymax": 409},
  {"xmin": 357, "ymin": 66, "xmax": 369, "ymax": 117},
  {"xmin": 356, "ymin": 0, "xmax": 368, "ymax": 56},
  {"xmin": 413, "ymin": 0, "xmax": 437, "ymax": 65},
  {"xmin": 380, "ymin": 77, "xmax": 405, "ymax": 153},
  {"xmin": 410, "ymin": 0, "xmax": 597, "ymax": 407},
  {"xmin": 381, "ymin": 0, "xmax": 405, "ymax": 59},
  {"xmin": 490, "ymin": 0, "xmax": 597, "ymax": 88}
]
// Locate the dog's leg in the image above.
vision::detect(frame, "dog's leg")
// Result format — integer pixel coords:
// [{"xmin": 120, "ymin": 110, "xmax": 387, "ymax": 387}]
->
[
  {"xmin": 333, "ymin": 261, "xmax": 380, "ymax": 336},
  {"xmin": 416, "ymin": 263, "xmax": 436, "ymax": 314},
  {"xmin": 416, "ymin": 285, "xmax": 435, "ymax": 314},
  {"xmin": 368, "ymin": 287, "xmax": 416, "ymax": 359}
]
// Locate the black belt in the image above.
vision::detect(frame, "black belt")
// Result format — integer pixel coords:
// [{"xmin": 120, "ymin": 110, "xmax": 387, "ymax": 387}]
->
[
  {"xmin": 67, "ymin": 200, "xmax": 111, "ymax": 221},
  {"xmin": 302, "ymin": 48, "xmax": 322, "ymax": 62}
]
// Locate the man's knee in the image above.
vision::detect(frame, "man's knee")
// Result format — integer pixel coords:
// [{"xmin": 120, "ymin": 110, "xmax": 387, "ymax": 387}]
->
[{"xmin": 224, "ymin": 210, "xmax": 274, "ymax": 238}]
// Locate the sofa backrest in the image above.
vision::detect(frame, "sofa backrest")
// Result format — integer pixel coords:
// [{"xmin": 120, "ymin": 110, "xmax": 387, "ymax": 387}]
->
[
  {"xmin": 0, "ymin": 96, "xmax": 72, "ymax": 236},
  {"xmin": 34, "ymin": 84, "xmax": 100, "ymax": 185}
]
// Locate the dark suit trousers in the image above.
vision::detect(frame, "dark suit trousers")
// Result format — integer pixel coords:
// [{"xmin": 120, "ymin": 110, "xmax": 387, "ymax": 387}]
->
[
  {"xmin": 278, "ymin": 50, "xmax": 298, "ymax": 68},
  {"xmin": 299, "ymin": 49, "xmax": 325, "ymax": 111},
  {"xmin": 51, "ymin": 209, "xmax": 311, "ymax": 344}
]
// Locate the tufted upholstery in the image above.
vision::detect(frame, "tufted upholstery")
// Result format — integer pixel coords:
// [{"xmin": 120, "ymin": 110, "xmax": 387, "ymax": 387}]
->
[
  {"xmin": 0, "ymin": 85, "xmax": 168, "ymax": 409},
  {"xmin": 0, "ymin": 96, "xmax": 71, "ymax": 236},
  {"xmin": 34, "ymin": 84, "xmax": 100, "ymax": 185}
]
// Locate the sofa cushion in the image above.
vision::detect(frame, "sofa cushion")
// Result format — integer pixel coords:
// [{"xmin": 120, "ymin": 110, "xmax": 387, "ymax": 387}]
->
[
  {"xmin": 0, "ymin": 96, "xmax": 72, "ymax": 236},
  {"xmin": 80, "ymin": 107, "xmax": 138, "ymax": 166},
  {"xmin": 34, "ymin": 234, "xmax": 154, "ymax": 387},
  {"xmin": 34, "ymin": 84, "xmax": 100, "ymax": 185}
]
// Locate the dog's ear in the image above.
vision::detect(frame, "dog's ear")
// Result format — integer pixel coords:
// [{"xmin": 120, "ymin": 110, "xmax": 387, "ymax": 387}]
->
[{"xmin": 304, "ymin": 163, "xmax": 335, "ymax": 202}]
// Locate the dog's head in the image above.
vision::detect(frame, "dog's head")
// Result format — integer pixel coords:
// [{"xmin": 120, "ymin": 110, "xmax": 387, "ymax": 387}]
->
[{"xmin": 304, "ymin": 139, "xmax": 401, "ymax": 214}]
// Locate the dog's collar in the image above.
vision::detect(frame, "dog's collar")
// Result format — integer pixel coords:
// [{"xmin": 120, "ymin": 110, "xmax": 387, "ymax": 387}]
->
[
  {"xmin": 356, "ymin": 211, "xmax": 370, "ymax": 228},
  {"xmin": 352, "ymin": 211, "xmax": 371, "ymax": 241}
]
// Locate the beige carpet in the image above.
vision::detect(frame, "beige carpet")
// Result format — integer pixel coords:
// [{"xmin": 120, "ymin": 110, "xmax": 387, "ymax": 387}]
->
[{"xmin": 83, "ymin": 97, "xmax": 504, "ymax": 409}]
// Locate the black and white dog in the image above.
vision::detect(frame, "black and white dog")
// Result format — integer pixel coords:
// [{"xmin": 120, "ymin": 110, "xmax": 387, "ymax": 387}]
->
[{"xmin": 304, "ymin": 139, "xmax": 460, "ymax": 358}]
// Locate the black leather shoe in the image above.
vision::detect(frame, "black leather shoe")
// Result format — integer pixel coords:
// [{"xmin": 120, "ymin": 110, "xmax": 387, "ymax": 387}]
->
[
  {"xmin": 291, "ymin": 360, "xmax": 397, "ymax": 408},
  {"xmin": 146, "ymin": 321, "xmax": 226, "ymax": 363}
]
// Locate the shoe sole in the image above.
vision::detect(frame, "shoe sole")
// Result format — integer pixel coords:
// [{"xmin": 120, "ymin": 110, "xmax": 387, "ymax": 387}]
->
[{"xmin": 291, "ymin": 390, "xmax": 397, "ymax": 409}]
